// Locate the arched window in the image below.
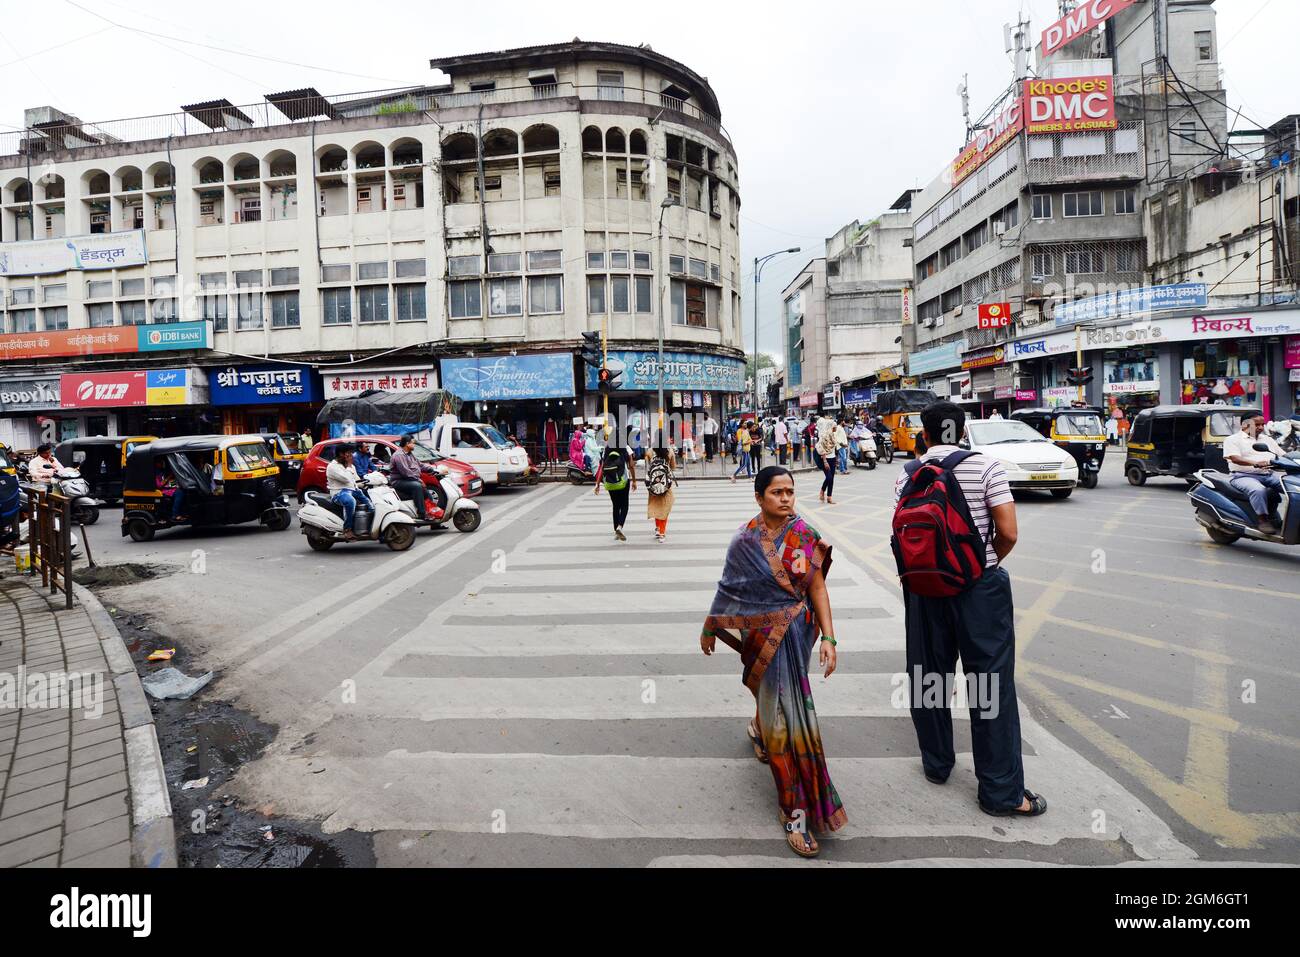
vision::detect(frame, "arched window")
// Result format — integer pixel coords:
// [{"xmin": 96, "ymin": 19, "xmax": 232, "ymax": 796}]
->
[
  {"xmin": 390, "ymin": 137, "xmax": 423, "ymax": 166},
  {"xmin": 605, "ymin": 128, "xmax": 626, "ymax": 153},
  {"xmin": 84, "ymin": 169, "xmax": 111, "ymax": 195},
  {"xmin": 7, "ymin": 178, "xmax": 31, "ymax": 203},
  {"xmin": 194, "ymin": 159, "xmax": 223, "ymax": 185},
  {"xmin": 581, "ymin": 126, "xmax": 603, "ymax": 152},
  {"xmin": 40, "ymin": 173, "xmax": 65, "ymax": 200},
  {"xmin": 266, "ymin": 150, "xmax": 296, "ymax": 178},
  {"xmin": 317, "ymin": 146, "xmax": 347, "ymax": 174},
  {"xmin": 629, "ymin": 130, "xmax": 648, "ymax": 156},
  {"xmin": 229, "ymin": 155, "xmax": 259, "ymax": 181},
  {"xmin": 440, "ymin": 132, "xmax": 476, "ymax": 162},
  {"xmin": 522, "ymin": 124, "xmax": 559, "ymax": 153},
  {"xmin": 353, "ymin": 141, "xmax": 385, "ymax": 170},
  {"xmin": 481, "ymin": 129, "xmax": 518, "ymax": 158},
  {"xmin": 146, "ymin": 163, "xmax": 173, "ymax": 190},
  {"xmin": 116, "ymin": 166, "xmax": 143, "ymax": 192}
]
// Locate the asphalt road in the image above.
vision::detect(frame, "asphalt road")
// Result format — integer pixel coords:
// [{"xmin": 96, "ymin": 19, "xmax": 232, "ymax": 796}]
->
[{"xmin": 77, "ymin": 455, "xmax": 1299, "ymax": 866}]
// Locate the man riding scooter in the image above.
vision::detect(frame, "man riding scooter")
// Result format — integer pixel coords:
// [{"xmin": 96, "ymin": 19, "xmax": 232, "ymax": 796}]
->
[
  {"xmin": 389, "ymin": 433, "xmax": 442, "ymax": 520},
  {"xmin": 29, "ymin": 444, "xmax": 64, "ymax": 484},
  {"xmin": 1224, "ymin": 413, "xmax": 1286, "ymax": 535}
]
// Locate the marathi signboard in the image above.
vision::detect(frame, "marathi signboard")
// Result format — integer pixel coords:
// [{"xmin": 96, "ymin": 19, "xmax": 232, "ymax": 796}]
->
[
  {"xmin": 1042, "ymin": 0, "xmax": 1138, "ymax": 56},
  {"xmin": 1284, "ymin": 335, "xmax": 1300, "ymax": 369},
  {"xmin": 0, "ymin": 375, "xmax": 60, "ymax": 413},
  {"xmin": 952, "ymin": 98, "xmax": 1023, "ymax": 186},
  {"xmin": 321, "ymin": 366, "xmax": 437, "ymax": 400},
  {"xmin": 1024, "ymin": 75, "xmax": 1116, "ymax": 134},
  {"xmin": 209, "ymin": 364, "xmax": 322, "ymax": 406},
  {"xmin": 0, "ymin": 230, "xmax": 149, "ymax": 277},
  {"xmin": 0, "ymin": 321, "xmax": 211, "ymax": 362},
  {"xmin": 441, "ymin": 353, "xmax": 575, "ymax": 402},
  {"xmin": 1054, "ymin": 283, "xmax": 1209, "ymax": 326},
  {"xmin": 591, "ymin": 350, "xmax": 745, "ymax": 393}
]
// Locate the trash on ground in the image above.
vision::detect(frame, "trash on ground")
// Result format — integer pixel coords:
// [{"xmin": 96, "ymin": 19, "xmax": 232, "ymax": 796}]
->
[
  {"xmin": 141, "ymin": 667, "xmax": 214, "ymax": 700},
  {"xmin": 182, "ymin": 776, "xmax": 209, "ymax": 790},
  {"xmin": 147, "ymin": 648, "xmax": 176, "ymax": 662}
]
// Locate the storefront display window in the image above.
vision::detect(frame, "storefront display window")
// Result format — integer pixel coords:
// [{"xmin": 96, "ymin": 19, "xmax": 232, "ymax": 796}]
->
[{"xmin": 1180, "ymin": 340, "xmax": 1263, "ymax": 409}]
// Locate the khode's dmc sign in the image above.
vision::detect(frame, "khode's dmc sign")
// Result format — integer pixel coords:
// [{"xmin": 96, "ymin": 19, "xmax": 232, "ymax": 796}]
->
[{"xmin": 442, "ymin": 353, "xmax": 575, "ymax": 401}]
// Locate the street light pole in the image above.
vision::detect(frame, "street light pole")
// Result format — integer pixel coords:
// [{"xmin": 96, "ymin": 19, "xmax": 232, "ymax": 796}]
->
[
  {"xmin": 753, "ymin": 247, "xmax": 801, "ymax": 420},
  {"xmin": 657, "ymin": 197, "xmax": 677, "ymax": 448}
]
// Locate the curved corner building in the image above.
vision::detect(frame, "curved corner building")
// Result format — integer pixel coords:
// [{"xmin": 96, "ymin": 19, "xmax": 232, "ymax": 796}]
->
[{"xmin": 0, "ymin": 40, "xmax": 744, "ymax": 455}]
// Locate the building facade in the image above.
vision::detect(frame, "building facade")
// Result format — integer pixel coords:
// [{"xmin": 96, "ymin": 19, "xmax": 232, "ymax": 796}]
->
[{"xmin": 0, "ymin": 41, "xmax": 745, "ymax": 453}]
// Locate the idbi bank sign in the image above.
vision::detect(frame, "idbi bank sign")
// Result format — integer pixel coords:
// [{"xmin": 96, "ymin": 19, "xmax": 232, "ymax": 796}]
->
[{"xmin": 1024, "ymin": 75, "xmax": 1116, "ymax": 134}]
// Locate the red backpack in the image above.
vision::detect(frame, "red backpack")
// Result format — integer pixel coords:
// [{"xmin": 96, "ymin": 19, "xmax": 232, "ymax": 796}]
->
[{"xmin": 890, "ymin": 451, "xmax": 990, "ymax": 597}]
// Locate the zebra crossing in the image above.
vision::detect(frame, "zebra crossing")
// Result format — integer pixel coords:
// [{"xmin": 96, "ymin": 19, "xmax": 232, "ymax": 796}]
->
[{"xmin": 228, "ymin": 482, "xmax": 1195, "ymax": 865}]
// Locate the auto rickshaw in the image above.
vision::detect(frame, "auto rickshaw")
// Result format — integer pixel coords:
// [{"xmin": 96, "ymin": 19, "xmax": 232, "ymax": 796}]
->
[
  {"xmin": 0, "ymin": 442, "xmax": 15, "ymax": 476},
  {"xmin": 876, "ymin": 389, "xmax": 938, "ymax": 457},
  {"xmin": 53, "ymin": 436, "xmax": 157, "ymax": 505},
  {"xmin": 120, "ymin": 435, "xmax": 291, "ymax": 542},
  {"xmin": 1123, "ymin": 405, "xmax": 1260, "ymax": 486},
  {"xmin": 258, "ymin": 432, "xmax": 308, "ymax": 490},
  {"xmin": 1010, "ymin": 407, "xmax": 1107, "ymax": 489}
]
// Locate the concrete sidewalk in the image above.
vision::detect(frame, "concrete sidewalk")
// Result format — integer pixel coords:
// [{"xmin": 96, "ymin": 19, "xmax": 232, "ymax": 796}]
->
[{"xmin": 0, "ymin": 572, "xmax": 174, "ymax": 868}]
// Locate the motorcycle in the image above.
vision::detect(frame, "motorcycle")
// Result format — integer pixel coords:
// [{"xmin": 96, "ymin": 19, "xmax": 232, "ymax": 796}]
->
[
  {"xmin": 875, "ymin": 430, "xmax": 894, "ymax": 464},
  {"xmin": 386, "ymin": 464, "xmax": 481, "ymax": 533},
  {"xmin": 298, "ymin": 471, "xmax": 418, "ymax": 551},
  {"xmin": 1187, "ymin": 443, "xmax": 1300, "ymax": 547}
]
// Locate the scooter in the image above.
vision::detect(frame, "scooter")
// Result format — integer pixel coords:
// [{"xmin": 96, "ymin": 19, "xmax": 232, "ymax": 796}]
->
[
  {"xmin": 298, "ymin": 471, "xmax": 418, "ymax": 551},
  {"xmin": 855, "ymin": 433, "xmax": 878, "ymax": 470},
  {"xmin": 52, "ymin": 468, "xmax": 104, "ymax": 525},
  {"xmin": 387, "ymin": 464, "xmax": 482, "ymax": 533},
  {"xmin": 1187, "ymin": 444, "xmax": 1300, "ymax": 546},
  {"xmin": 567, "ymin": 461, "xmax": 596, "ymax": 485}
]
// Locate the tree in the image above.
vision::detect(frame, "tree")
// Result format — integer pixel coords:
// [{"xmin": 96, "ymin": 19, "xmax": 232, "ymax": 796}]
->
[{"xmin": 745, "ymin": 353, "xmax": 780, "ymax": 379}]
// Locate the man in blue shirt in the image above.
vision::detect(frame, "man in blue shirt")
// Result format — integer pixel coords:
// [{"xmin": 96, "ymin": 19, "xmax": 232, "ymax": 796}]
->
[{"xmin": 353, "ymin": 443, "xmax": 374, "ymax": 477}]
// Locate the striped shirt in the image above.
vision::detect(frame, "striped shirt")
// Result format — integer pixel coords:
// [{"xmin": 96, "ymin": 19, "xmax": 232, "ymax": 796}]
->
[{"xmin": 894, "ymin": 445, "xmax": 1013, "ymax": 567}]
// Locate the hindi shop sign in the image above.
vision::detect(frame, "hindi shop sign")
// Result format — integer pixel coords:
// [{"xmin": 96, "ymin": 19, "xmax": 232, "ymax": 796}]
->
[
  {"xmin": 592, "ymin": 350, "xmax": 745, "ymax": 393},
  {"xmin": 1024, "ymin": 75, "xmax": 1116, "ymax": 135},
  {"xmin": 0, "ymin": 375, "xmax": 61, "ymax": 413},
  {"xmin": 209, "ymin": 364, "xmax": 322, "ymax": 406},
  {"xmin": 441, "ymin": 353, "xmax": 575, "ymax": 402},
  {"xmin": 321, "ymin": 366, "xmax": 437, "ymax": 400},
  {"xmin": 0, "ymin": 229, "xmax": 149, "ymax": 277},
  {"xmin": 0, "ymin": 321, "xmax": 210, "ymax": 362},
  {"xmin": 1284, "ymin": 335, "xmax": 1300, "ymax": 369},
  {"xmin": 1041, "ymin": 0, "xmax": 1137, "ymax": 56},
  {"xmin": 1054, "ymin": 283, "xmax": 1208, "ymax": 326}
]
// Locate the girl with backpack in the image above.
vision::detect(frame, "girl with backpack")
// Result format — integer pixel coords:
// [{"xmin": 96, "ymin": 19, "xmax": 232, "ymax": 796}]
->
[
  {"xmin": 644, "ymin": 447, "xmax": 677, "ymax": 542},
  {"xmin": 594, "ymin": 444, "xmax": 636, "ymax": 541}
]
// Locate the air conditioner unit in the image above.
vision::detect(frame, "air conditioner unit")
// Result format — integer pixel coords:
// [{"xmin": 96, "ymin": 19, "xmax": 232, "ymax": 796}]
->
[
  {"xmin": 993, "ymin": 221, "xmax": 1007, "ymax": 236},
  {"xmin": 922, "ymin": 317, "xmax": 935, "ymax": 328}
]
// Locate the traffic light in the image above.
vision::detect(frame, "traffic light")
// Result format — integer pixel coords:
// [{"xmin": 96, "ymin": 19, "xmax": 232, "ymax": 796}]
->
[
  {"xmin": 1066, "ymin": 366, "xmax": 1094, "ymax": 386},
  {"xmin": 597, "ymin": 366, "xmax": 622, "ymax": 395},
  {"xmin": 579, "ymin": 331, "xmax": 602, "ymax": 369}
]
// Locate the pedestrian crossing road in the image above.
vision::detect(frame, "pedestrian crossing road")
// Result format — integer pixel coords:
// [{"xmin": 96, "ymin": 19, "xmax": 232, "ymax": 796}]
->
[{"xmin": 206, "ymin": 481, "xmax": 1198, "ymax": 867}]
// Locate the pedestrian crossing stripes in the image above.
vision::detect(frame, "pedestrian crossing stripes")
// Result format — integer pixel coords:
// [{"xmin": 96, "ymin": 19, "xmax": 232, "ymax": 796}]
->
[{"xmin": 227, "ymin": 482, "xmax": 1196, "ymax": 866}]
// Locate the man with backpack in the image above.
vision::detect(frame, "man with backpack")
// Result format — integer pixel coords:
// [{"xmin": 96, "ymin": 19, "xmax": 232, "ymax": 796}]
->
[
  {"xmin": 594, "ymin": 443, "xmax": 637, "ymax": 541},
  {"xmin": 890, "ymin": 401, "xmax": 1046, "ymax": 819}
]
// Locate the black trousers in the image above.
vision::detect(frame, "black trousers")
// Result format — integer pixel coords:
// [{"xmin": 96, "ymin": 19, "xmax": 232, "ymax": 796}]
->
[
  {"xmin": 819, "ymin": 455, "xmax": 835, "ymax": 496},
  {"xmin": 392, "ymin": 478, "xmax": 428, "ymax": 517},
  {"xmin": 904, "ymin": 566, "xmax": 1024, "ymax": 810},
  {"xmin": 608, "ymin": 484, "xmax": 630, "ymax": 529},
  {"xmin": 703, "ymin": 434, "xmax": 717, "ymax": 460}
]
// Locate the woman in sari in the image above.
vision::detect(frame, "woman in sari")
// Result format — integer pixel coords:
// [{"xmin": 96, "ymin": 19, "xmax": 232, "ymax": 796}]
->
[{"xmin": 700, "ymin": 465, "xmax": 846, "ymax": 857}]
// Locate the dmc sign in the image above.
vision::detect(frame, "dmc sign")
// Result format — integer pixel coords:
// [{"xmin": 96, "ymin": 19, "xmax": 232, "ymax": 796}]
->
[
  {"xmin": 1041, "ymin": 0, "xmax": 1137, "ymax": 56},
  {"xmin": 1024, "ymin": 75, "xmax": 1116, "ymax": 134},
  {"xmin": 952, "ymin": 98, "xmax": 1023, "ymax": 185}
]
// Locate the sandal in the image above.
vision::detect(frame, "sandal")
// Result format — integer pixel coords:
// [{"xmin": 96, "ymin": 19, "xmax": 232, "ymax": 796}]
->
[
  {"xmin": 781, "ymin": 818, "xmax": 820, "ymax": 858},
  {"xmin": 746, "ymin": 720, "xmax": 769, "ymax": 764},
  {"xmin": 979, "ymin": 788, "xmax": 1047, "ymax": 817}
]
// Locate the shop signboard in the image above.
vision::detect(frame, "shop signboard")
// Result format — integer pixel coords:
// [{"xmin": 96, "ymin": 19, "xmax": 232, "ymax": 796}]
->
[
  {"xmin": 590, "ymin": 350, "xmax": 745, "ymax": 393},
  {"xmin": 1103, "ymin": 378, "xmax": 1160, "ymax": 395},
  {"xmin": 977, "ymin": 302, "xmax": 1013, "ymax": 328},
  {"xmin": 0, "ymin": 375, "xmax": 61, "ymax": 413},
  {"xmin": 908, "ymin": 340, "xmax": 964, "ymax": 376},
  {"xmin": 844, "ymin": 387, "xmax": 875, "ymax": 405},
  {"xmin": 1285, "ymin": 335, "xmax": 1300, "ymax": 369},
  {"xmin": 209, "ymin": 364, "xmax": 322, "ymax": 406},
  {"xmin": 952, "ymin": 98, "xmax": 1022, "ymax": 186},
  {"xmin": 1053, "ymin": 283, "xmax": 1208, "ymax": 327},
  {"xmin": 994, "ymin": 386, "xmax": 1016, "ymax": 400},
  {"xmin": 60, "ymin": 371, "xmax": 147, "ymax": 409},
  {"xmin": 442, "ymin": 353, "xmax": 574, "ymax": 402},
  {"xmin": 0, "ymin": 229, "xmax": 148, "ymax": 277},
  {"xmin": 961, "ymin": 346, "xmax": 1006, "ymax": 370},
  {"xmin": 321, "ymin": 366, "xmax": 437, "ymax": 400},
  {"xmin": 0, "ymin": 320, "xmax": 211, "ymax": 362},
  {"xmin": 1023, "ymin": 74, "xmax": 1116, "ymax": 135},
  {"xmin": 1041, "ymin": 0, "xmax": 1138, "ymax": 56},
  {"xmin": 1008, "ymin": 307, "xmax": 1300, "ymax": 359},
  {"xmin": 799, "ymin": 391, "xmax": 819, "ymax": 409},
  {"xmin": 1015, "ymin": 389, "xmax": 1038, "ymax": 402}
]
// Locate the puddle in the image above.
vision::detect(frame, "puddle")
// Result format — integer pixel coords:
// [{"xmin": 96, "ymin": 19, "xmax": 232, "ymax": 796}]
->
[{"xmin": 104, "ymin": 602, "xmax": 376, "ymax": 868}]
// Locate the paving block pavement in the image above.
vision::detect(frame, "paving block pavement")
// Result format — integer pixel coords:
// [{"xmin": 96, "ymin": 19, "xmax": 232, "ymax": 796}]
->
[{"xmin": 0, "ymin": 572, "xmax": 175, "ymax": 868}]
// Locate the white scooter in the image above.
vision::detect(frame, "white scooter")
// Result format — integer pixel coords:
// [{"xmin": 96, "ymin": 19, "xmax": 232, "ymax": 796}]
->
[
  {"xmin": 298, "ymin": 471, "xmax": 418, "ymax": 551},
  {"xmin": 386, "ymin": 464, "xmax": 481, "ymax": 533}
]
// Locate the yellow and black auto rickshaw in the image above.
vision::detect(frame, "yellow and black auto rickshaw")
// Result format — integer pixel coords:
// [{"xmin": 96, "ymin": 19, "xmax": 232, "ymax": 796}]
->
[
  {"xmin": 258, "ymin": 432, "xmax": 308, "ymax": 489},
  {"xmin": 0, "ymin": 442, "xmax": 15, "ymax": 476},
  {"xmin": 1010, "ymin": 407, "xmax": 1108, "ymax": 488},
  {"xmin": 1123, "ymin": 405, "xmax": 1260, "ymax": 486},
  {"xmin": 120, "ymin": 435, "xmax": 291, "ymax": 542},
  {"xmin": 54, "ymin": 435, "xmax": 157, "ymax": 505},
  {"xmin": 876, "ymin": 389, "xmax": 938, "ymax": 457}
]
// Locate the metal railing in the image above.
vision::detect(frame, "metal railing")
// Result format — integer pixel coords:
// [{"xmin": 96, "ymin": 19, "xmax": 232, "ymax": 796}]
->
[
  {"xmin": 21, "ymin": 483, "xmax": 75, "ymax": 610},
  {"xmin": 1, "ymin": 82, "xmax": 730, "ymax": 160}
]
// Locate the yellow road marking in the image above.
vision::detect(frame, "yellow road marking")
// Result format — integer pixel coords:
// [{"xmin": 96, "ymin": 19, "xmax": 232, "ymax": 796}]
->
[{"xmin": 1026, "ymin": 554, "xmax": 1299, "ymax": 600}]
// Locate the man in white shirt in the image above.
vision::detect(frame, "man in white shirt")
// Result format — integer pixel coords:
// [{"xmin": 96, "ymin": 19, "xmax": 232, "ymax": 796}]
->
[
  {"xmin": 773, "ymin": 416, "xmax": 789, "ymax": 464},
  {"xmin": 326, "ymin": 447, "xmax": 369, "ymax": 539},
  {"xmin": 702, "ymin": 413, "xmax": 719, "ymax": 461},
  {"xmin": 1223, "ymin": 413, "xmax": 1285, "ymax": 534},
  {"xmin": 28, "ymin": 444, "xmax": 63, "ymax": 483}
]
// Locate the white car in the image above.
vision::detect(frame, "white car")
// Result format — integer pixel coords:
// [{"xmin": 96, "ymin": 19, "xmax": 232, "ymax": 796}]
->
[{"xmin": 964, "ymin": 418, "xmax": 1078, "ymax": 498}]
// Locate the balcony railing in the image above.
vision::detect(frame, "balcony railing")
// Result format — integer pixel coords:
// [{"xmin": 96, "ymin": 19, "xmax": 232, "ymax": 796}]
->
[
  {"xmin": 0, "ymin": 82, "xmax": 729, "ymax": 160},
  {"xmin": 1025, "ymin": 121, "xmax": 1145, "ymax": 185}
]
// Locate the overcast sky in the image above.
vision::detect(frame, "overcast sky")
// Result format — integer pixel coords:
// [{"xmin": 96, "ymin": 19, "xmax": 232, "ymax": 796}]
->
[{"xmin": 0, "ymin": 0, "xmax": 1288, "ymax": 364}]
